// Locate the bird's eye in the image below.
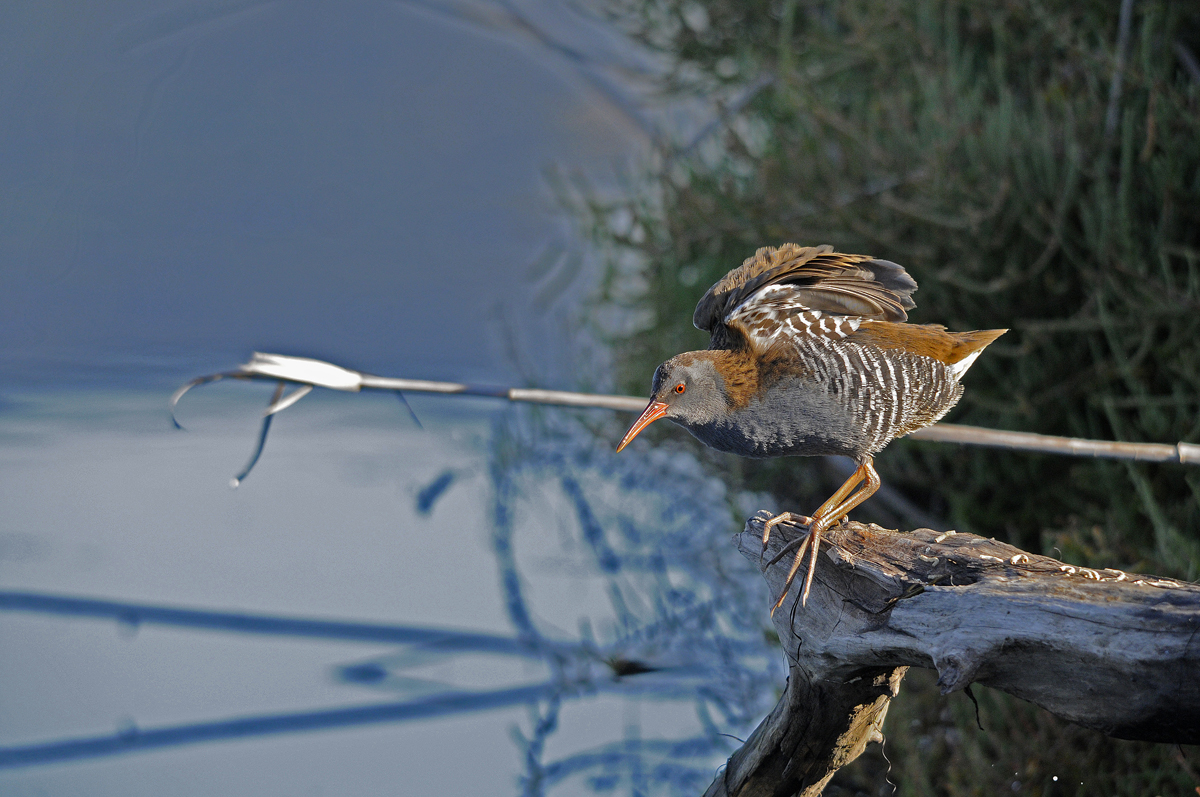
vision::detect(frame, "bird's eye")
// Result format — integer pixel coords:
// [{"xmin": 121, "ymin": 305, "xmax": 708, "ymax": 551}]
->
[{"xmin": 674, "ymin": 383, "xmax": 686, "ymax": 394}]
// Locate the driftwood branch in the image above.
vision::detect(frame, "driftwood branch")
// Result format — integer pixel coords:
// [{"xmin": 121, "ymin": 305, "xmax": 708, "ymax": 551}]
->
[{"xmin": 706, "ymin": 516, "xmax": 1200, "ymax": 797}]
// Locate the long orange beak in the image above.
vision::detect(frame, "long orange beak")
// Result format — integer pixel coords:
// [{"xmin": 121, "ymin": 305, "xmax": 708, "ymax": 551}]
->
[{"xmin": 616, "ymin": 400, "xmax": 669, "ymax": 452}]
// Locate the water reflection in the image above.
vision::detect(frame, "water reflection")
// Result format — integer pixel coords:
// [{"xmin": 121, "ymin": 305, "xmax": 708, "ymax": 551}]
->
[
  {"xmin": 482, "ymin": 405, "xmax": 784, "ymax": 791},
  {"xmin": 0, "ymin": 0, "xmax": 758, "ymax": 787},
  {"xmin": 0, "ymin": 388, "xmax": 780, "ymax": 794}
]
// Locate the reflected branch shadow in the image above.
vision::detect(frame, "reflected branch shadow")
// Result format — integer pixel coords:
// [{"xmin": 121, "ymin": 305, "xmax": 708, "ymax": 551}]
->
[
  {"xmin": 4, "ymin": 401, "xmax": 783, "ymax": 790},
  {"xmin": 0, "ymin": 682, "xmax": 558, "ymax": 768},
  {"xmin": 0, "ymin": 590, "xmax": 557, "ymax": 657}
]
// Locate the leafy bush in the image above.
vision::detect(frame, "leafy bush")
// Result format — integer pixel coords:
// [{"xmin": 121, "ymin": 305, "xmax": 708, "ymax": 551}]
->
[
  {"xmin": 578, "ymin": 0, "xmax": 1200, "ymax": 578},
  {"xmin": 569, "ymin": 1, "xmax": 1200, "ymax": 793}
]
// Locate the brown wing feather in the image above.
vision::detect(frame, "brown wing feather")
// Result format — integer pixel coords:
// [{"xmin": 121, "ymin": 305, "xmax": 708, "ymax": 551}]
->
[
  {"xmin": 850, "ymin": 322, "xmax": 1007, "ymax": 364},
  {"xmin": 693, "ymin": 245, "xmax": 919, "ymax": 350}
]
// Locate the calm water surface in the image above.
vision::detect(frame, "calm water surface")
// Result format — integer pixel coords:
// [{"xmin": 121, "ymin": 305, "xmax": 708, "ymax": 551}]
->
[
  {"xmin": 0, "ymin": 385, "xmax": 721, "ymax": 794},
  {"xmin": 0, "ymin": 3, "xmax": 777, "ymax": 793}
]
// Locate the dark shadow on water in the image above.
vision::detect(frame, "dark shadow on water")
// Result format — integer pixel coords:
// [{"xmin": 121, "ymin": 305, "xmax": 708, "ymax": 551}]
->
[
  {"xmin": 2, "ymin": 404, "xmax": 785, "ymax": 793},
  {"xmin": 0, "ymin": 683, "xmax": 558, "ymax": 768},
  {"xmin": 415, "ymin": 469, "xmax": 457, "ymax": 515},
  {"xmin": 0, "ymin": 591, "xmax": 552, "ymax": 656}
]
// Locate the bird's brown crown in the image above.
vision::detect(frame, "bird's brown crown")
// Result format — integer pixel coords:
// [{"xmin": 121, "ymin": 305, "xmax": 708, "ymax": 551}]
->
[{"xmin": 671, "ymin": 349, "xmax": 802, "ymax": 412}]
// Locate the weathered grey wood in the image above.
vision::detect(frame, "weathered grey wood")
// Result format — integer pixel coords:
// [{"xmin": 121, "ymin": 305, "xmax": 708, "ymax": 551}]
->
[{"xmin": 706, "ymin": 514, "xmax": 1200, "ymax": 797}]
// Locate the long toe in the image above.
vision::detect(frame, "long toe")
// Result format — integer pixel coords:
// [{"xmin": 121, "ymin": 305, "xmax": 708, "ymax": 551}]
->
[
  {"xmin": 759, "ymin": 511, "xmax": 811, "ymax": 560},
  {"xmin": 769, "ymin": 534, "xmax": 813, "ymax": 615},
  {"xmin": 799, "ymin": 528, "xmax": 823, "ymax": 606},
  {"xmin": 766, "ymin": 534, "xmax": 810, "ymax": 568}
]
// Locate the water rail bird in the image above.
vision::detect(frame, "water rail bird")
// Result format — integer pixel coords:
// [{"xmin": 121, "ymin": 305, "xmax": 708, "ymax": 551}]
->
[{"xmin": 616, "ymin": 244, "xmax": 1006, "ymax": 611}]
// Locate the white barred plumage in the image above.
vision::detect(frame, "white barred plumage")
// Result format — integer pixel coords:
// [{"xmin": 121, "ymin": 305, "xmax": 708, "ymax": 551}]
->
[{"xmin": 619, "ymin": 244, "xmax": 1007, "ymax": 611}]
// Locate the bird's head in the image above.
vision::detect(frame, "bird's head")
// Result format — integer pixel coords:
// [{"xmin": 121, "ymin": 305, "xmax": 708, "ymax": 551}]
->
[{"xmin": 616, "ymin": 353, "xmax": 727, "ymax": 452}]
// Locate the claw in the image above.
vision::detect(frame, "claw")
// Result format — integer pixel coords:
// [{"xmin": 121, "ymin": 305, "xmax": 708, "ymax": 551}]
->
[
  {"xmin": 765, "ymin": 458, "xmax": 882, "ymax": 614},
  {"xmin": 770, "ymin": 530, "xmax": 813, "ymax": 615},
  {"xmin": 758, "ymin": 511, "xmax": 814, "ymax": 563}
]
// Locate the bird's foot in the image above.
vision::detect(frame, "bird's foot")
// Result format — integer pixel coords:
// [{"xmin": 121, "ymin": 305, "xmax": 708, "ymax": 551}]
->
[
  {"xmin": 769, "ymin": 516, "xmax": 832, "ymax": 615},
  {"xmin": 757, "ymin": 511, "xmax": 815, "ymax": 563},
  {"xmin": 766, "ymin": 459, "xmax": 881, "ymax": 614}
]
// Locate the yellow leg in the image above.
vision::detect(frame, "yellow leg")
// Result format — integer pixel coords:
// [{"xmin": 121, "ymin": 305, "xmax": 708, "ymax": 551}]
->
[
  {"xmin": 812, "ymin": 466, "xmax": 867, "ymax": 520},
  {"xmin": 758, "ymin": 464, "xmax": 864, "ymax": 558},
  {"xmin": 764, "ymin": 463, "xmax": 866, "ymax": 568},
  {"xmin": 770, "ymin": 458, "xmax": 881, "ymax": 613}
]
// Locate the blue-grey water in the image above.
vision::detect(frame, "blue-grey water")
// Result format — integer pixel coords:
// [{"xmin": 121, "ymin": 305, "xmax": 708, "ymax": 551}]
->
[
  {"xmin": 0, "ymin": 390, "xmax": 737, "ymax": 794},
  {"xmin": 1, "ymin": 0, "xmax": 644, "ymax": 385},
  {"xmin": 0, "ymin": 2, "xmax": 781, "ymax": 794}
]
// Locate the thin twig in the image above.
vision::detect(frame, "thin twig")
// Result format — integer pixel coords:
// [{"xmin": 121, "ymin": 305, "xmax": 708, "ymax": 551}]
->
[{"xmin": 170, "ymin": 353, "xmax": 1200, "ymax": 476}]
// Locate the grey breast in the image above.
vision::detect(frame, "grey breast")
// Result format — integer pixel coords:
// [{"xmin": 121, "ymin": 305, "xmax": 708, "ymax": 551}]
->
[{"xmin": 684, "ymin": 376, "xmax": 862, "ymax": 458}]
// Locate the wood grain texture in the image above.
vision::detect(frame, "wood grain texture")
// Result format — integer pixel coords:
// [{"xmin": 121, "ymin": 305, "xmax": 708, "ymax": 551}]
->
[{"xmin": 705, "ymin": 517, "xmax": 1200, "ymax": 797}]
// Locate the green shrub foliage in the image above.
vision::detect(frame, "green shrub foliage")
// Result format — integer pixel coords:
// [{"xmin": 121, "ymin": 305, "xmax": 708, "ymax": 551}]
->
[
  {"xmin": 573, "ymin": 3, "xmax": 1200, "ymax": 792},
  {"xmin": 580, "ymin": 0, "xmax": 1200, "ymax": 581}
]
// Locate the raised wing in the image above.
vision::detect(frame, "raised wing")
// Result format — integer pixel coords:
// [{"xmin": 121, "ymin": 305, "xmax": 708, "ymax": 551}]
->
[{"xmin": 692, "ymin": 244, "xmax": 918, "ymax": 351}]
